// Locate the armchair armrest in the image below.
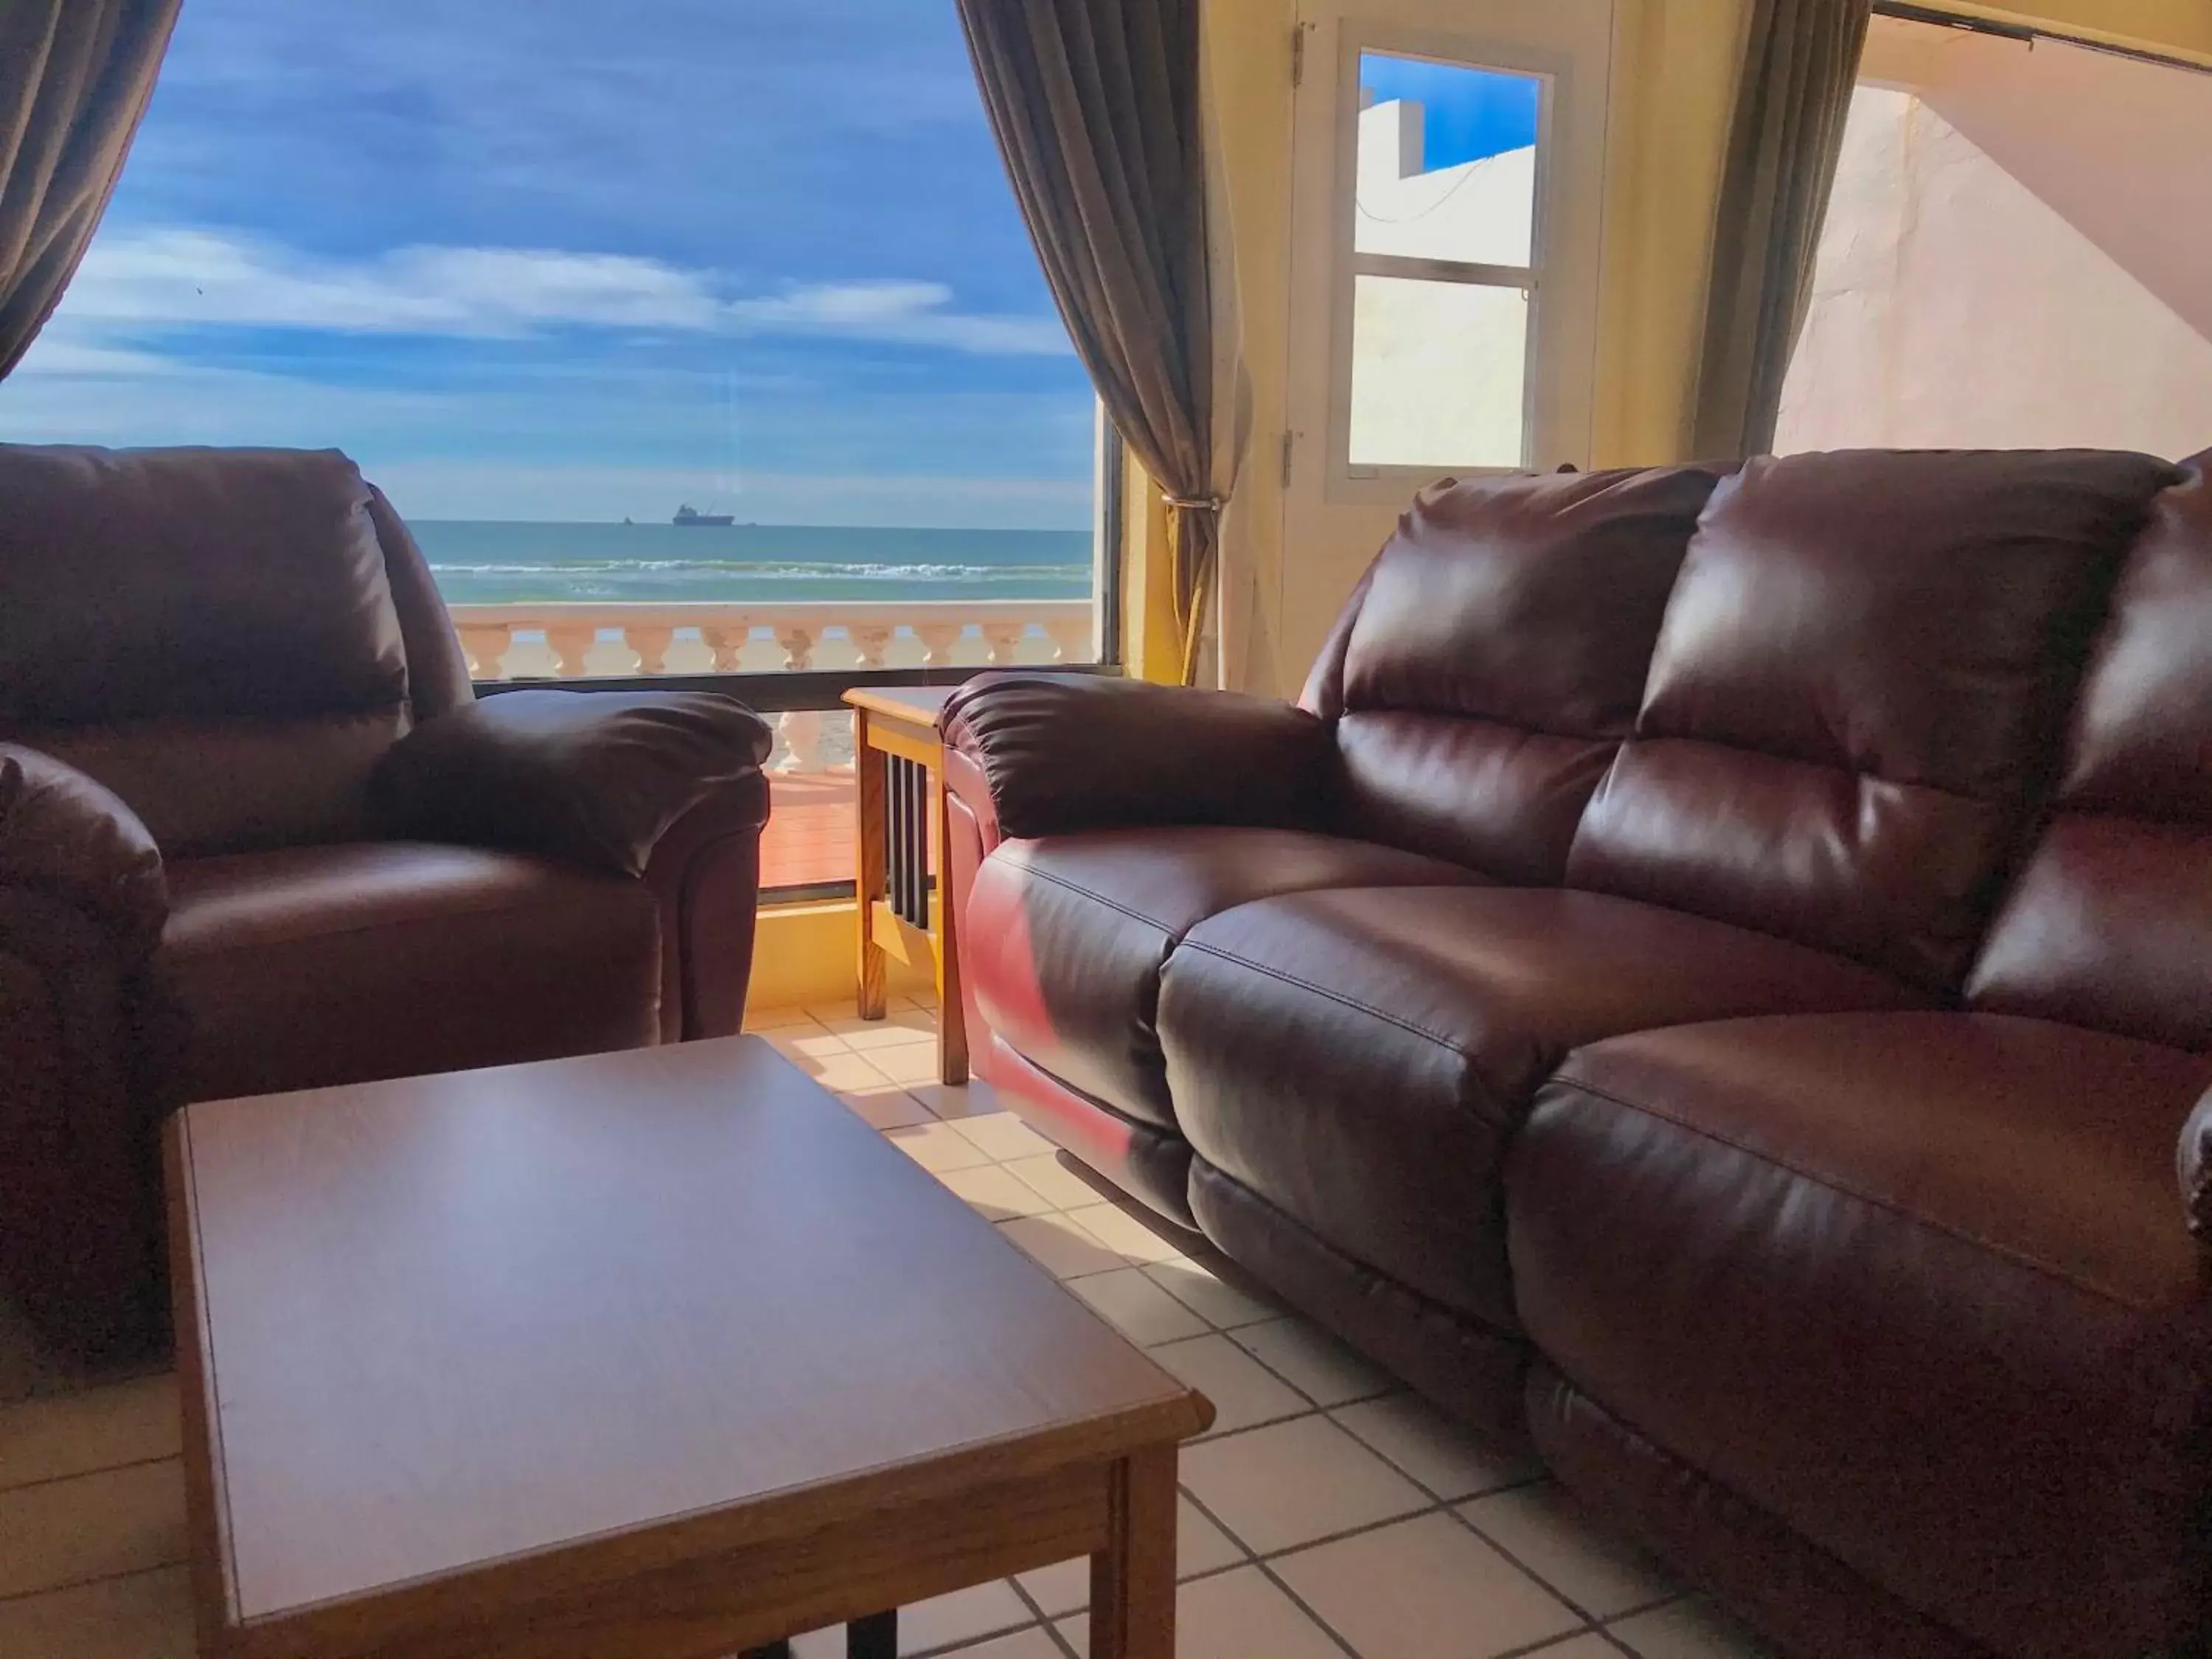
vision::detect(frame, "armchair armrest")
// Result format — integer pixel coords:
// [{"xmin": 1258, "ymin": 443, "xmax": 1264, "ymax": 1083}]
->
[
  {"xmin": 2184, "ymin": 1087, "xmax": 2212, "ymax": 1241},
  {"xmin": 0, "ymin": 743, "xmax": 166, "ymax": 958},
  {"xmin": 939, "ymin": 672, "xmax": 1333, "ymax": 841},
  {"xmin": 369, "ymin": 689, "xmax": 773, "ymax": 878}
]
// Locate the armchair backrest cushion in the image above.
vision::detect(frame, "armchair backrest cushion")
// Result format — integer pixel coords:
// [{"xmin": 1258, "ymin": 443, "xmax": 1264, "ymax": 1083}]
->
[{"xmin": 0, "ymin": 445, "xmax": 465, "ymax": 855}]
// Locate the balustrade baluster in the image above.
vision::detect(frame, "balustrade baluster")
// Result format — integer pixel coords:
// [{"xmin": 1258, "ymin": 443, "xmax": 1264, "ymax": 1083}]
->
[
  {"xmin": 1044, "ymin": 617, "xmax": 1092, "ymax": 664},
  {"xmin": 445, "ymin": 604, "xmax": 1089, "ymax": 695},
  {"xmin": 980, "ymin": 622, "xmax": 1026, "ymax": 666},
  {"xmin": 774, "ymin": 626, "xmax": 824, "ymax": 773},
  {"xmin": 543, "ymin": 624, "xmax": 595, "ymax": 678},
  {"xmin": 627, "ymin": 625, "xmax": 675, "ymax": 676},
  {"xmin": 702, "ymin": 625, "xmax": 748, "ymax": 672},
  {"xmin": 912, "ymin": 622, "xmax": 961, "ymax": 668},
  {"xmin": 458, "ymin": 625, "xmax": 511, "ymax": 679},
  {"xmin": 848, "ymin": 625, "xmax": 894, "ymax": 671}
]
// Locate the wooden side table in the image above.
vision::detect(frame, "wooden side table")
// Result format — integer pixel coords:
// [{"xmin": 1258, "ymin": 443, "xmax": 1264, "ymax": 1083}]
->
[{"xmin": 844, "ymin": 686, "xmax": 967, "ymax": 1085}]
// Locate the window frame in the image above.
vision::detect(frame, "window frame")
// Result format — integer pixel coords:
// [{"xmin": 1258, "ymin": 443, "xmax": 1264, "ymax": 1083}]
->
[{"xmin": 1324, "ymin": 26, "xmax": 1571, "ymax": 497}]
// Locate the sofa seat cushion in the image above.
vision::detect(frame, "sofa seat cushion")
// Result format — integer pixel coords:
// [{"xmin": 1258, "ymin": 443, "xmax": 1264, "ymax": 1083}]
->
[
  {"xmin": 1157, "ymin": 887, "xmax": 1923, "ymax": 1330},
  {"xmin": 964, "ymin": 828, "xmax": 1485, "ymax": 1128},
  {"xmin": 1508, "ymin": 1012, "xmax": 2212, "ymax": 1659},
  {"xmin": 162, "ymin": 842, "xmax": 661, "ymax": 1102}
]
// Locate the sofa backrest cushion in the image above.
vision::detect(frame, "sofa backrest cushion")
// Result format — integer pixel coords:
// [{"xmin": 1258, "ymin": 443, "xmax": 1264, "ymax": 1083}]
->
[
  {"xmin": 1318, "ymin": 465, "xmax": 1725, "ymax": 883},
  {"xmin": 0, "ymin": 445, "xmax": 416, "ymax": 855},
  {"xmin": 1567, "ymin": 449, "xmax": 2179, "ymax": 991},
  {"xmin": 1968, "ymin": 460, "xmax": 2212, "ymax": 1048}
]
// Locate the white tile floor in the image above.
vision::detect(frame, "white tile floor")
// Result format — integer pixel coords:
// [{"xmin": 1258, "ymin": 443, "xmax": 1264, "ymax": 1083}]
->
[{"xmin": 0, "ymin": 1000, "xmax": 1775, "ymax": 1659}]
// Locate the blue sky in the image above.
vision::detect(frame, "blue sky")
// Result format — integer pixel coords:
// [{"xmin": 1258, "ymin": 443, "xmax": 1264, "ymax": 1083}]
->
[
  {"xmin": 0, "ymin": 0, "xmax": 1096, "ymax": 526},
  {"xmin": 1360, "ymin": 54, "xmax": 1541, "ymax": 171}
]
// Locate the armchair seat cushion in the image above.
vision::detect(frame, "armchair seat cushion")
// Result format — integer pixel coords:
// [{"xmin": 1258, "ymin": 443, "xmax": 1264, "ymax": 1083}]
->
[
  {"xmin": 1158, "ymin": 887, "xmax": 1924, "ymax": 1330},
  {"xmin": 1507, "ymin": 1012, "xmax": 2212, "ymax": 1659},
  {"xmin": 161, "ymin": 843, "xmax": 660, "ymax": 1102},
  {"xmin": 964, "ymin": 828, "xmax": 1486, "ymax": 1128}
]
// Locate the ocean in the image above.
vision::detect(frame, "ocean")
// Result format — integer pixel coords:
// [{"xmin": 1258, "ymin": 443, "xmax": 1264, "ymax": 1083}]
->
[{"xmin": 409, "ymin": 521, "xmax": 1093, "ymax": 606}]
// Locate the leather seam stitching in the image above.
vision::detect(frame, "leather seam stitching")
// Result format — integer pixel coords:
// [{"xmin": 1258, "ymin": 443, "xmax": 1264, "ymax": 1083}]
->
[
  {"xmin": 1172, "ymin": 937, "xmax": 1475, "ymax": 1057},
  {"xmin": 1001, "ymin": 859, "xmax": 1179, "ymax": 942},
  {"xmin": 1548, "ymin": 1075, "xmax": 2148, "ymax": 1310}
]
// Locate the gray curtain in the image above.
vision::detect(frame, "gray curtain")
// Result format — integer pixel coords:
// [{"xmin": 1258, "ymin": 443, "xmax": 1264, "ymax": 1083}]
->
[
  {"xmin": 1688, "ymin": 0, "xmax": 1871, "ymax": 459},
  {"xmin": 956, "ymin": 0, "xmax": 1218, "ymax": 682},
  {"xmin": 0, "ymin": 0, "xmax": 179, "ymax": 381}
]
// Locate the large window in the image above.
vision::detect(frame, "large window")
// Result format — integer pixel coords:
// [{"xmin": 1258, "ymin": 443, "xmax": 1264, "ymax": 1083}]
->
[
  {"xmin": 1778, "ymin": 9, "xmax": 2212, "ymax": 456},
  {"xmin": 0, "ymin": 0, "xmax": 1111, "ymax": 892}
]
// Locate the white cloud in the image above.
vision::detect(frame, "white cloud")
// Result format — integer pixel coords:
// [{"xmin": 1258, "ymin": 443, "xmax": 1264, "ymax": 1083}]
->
[
  {"xmin": 50, "ymin": 227, "xmax": 1069, "ymax": 354},
  {"xmin": 60, "ymin": 229, "xmax": 721, "ymax": 336},
  {"xmin": 726, "ymin": 279, "xmax": 1071, "ymax": 355}
]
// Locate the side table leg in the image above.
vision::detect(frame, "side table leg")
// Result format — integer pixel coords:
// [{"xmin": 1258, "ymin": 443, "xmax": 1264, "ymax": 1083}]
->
[
  {"xmin": 847, "ymin": 1610, "xmax": 897, "ymax": 1659},
  {"xmin": 854, "ymin": 714, "xmax": 888, "ymax": 1020},
  {"xmin": 1090, "ymin": 1446, "xmax": 1177, "ymax": 1659},
  {"xmin": 930, "ymin": 770, "xmax": 969, "ymax": 1085}
]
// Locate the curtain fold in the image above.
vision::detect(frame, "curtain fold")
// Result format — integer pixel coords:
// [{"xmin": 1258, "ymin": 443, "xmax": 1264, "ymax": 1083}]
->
[
  {"xmin": 0, "ymin": 0, "xmax": 178, "ymax": 382},
  {"xmin": 1688, "ymin": 0, "xmax": 1871, "ymax": 459},
  {"xmin": 956, "ymin": 0, "xmax": 1222, "ymax": 683}
]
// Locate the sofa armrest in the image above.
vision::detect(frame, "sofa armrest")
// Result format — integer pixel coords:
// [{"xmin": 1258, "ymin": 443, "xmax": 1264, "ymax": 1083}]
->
[
  {"xmin": 2183, "ymin": 1088, "xmax": 2212, "ymax": 1242},
  {"xmin": 0, "ymin": 744, "xmax": 166, "ymax": 959},
  {"xmin": 369, "ymin": 689, "xmax": 773, "ymax": 878},
  {"xmin": 939, "ymin": 672, "xmax": 1333, "ymax": 841}
]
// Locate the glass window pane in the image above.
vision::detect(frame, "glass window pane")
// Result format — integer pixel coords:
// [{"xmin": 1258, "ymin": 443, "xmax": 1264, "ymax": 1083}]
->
[
  {"xmin": 1355, "ymin": 53, "xmax": 1540, "ymax": 266},
  {"xmin": 1, "ymin": 0, "xmax": 1104, "ymax": 685},
  {"xmin": 1349, "ymin": 276, "xmax": 1527, "ymax": 469}
]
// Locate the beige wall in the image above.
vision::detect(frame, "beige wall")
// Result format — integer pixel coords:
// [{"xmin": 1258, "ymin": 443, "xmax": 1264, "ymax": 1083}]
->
[
  {"xmin": 1777, "ymin": 83, "xmax": 2212, "ymax": 456},
  {"xmin": 1204, "ymin": 0, "xmax": 1298, "ymax": 692},
  {"xmin": 1780, "ymin": 15, "xmax": 2212, "ymax": 458}
]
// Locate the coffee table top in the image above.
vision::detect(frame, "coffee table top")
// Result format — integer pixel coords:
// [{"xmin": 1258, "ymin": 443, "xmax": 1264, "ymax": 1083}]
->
[{"xmin": 168, "ymin": 1036, "xmax": 1206, "ymax": 1638}]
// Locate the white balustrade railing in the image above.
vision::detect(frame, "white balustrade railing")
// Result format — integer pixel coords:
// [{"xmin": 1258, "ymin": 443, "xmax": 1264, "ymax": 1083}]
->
[{"xmin": 447, "ymin": 599, "xmax": 1095, "ymax": 774}]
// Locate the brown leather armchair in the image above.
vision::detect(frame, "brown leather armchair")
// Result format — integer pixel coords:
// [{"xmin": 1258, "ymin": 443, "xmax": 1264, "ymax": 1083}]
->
[{"xmin": 0, "ymin": 444, "xmax": 773, "ymax": 1357}]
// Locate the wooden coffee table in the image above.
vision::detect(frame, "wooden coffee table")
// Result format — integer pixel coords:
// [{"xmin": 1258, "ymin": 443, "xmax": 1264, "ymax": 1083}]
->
[{"xmin": 165, "ymin": 1036, "xmax": 1213, "ymax": 1659}]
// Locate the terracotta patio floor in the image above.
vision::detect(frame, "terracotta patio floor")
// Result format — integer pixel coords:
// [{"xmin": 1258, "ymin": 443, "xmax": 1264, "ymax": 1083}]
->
[{"xmin": 761, "ymin": 768, "xmax": 858, "ymax": 891}]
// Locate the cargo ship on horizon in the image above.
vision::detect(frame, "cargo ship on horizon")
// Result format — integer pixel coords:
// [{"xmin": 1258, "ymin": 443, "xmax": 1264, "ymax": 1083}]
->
[{"xmin": 672, "ymin": 504, "xmax": 735, "ymax": 526}]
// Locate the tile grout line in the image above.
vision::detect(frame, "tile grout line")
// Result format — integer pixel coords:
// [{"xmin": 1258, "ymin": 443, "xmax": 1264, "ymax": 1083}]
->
[
  {"xmin": 1168, "ymin": 1484, "xmax": 1360, "ymax": 1659},
  {"xmin": 1006, "ymin": 1573, "xmax": 1082, "ymax": 1659}
]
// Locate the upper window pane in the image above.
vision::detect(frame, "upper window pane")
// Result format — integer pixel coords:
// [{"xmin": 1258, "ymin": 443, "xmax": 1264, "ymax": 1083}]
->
[
  {"xmin": 0, "ymin": 0, "xmax": 1101, "ymax": 683},
  {"xmin": 1354, "ymin": 52, "xmax": 1540, "ymax": 267}
]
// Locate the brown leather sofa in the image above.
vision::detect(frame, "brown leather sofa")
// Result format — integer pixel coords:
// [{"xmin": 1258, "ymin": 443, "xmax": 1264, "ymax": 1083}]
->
[
  {"xmin": 0, "ymin": 445, "xmax": 773, "ymax": 1357},
  {"xmin": 941, "ymin": 449, "xmax": 2212, "ymax": 1659}
]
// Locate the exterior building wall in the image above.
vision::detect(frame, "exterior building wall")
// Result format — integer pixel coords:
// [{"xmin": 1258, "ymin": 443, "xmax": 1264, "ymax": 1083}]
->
[{"xmin": 1778, "ymin": 24, "xmax": 2212, "ymax": 459}]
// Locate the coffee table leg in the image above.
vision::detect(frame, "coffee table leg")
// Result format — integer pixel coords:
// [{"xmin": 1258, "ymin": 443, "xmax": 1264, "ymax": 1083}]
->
[
  {"xmin": 1090, "ymin": 1446, "xmax": 1177, "ymax": 1659},
  {"xmin": 847, "ymin": 1610, "xmax": 897, "ymax": 1658}
]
